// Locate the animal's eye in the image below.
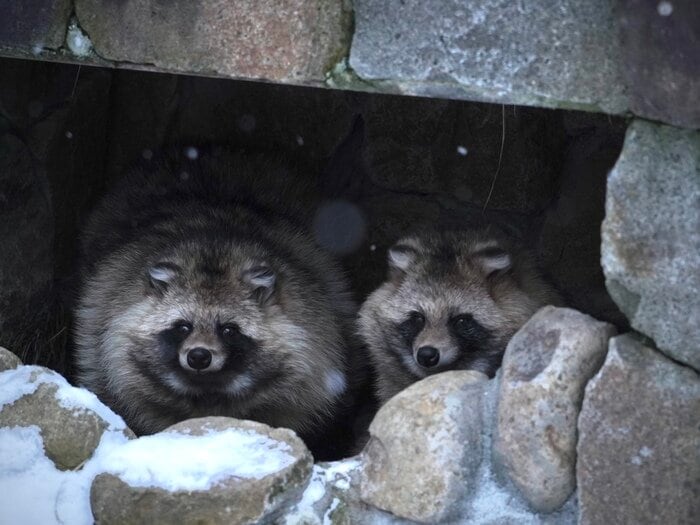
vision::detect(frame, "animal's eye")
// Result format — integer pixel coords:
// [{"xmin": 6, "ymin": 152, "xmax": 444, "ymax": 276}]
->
[
  {"xmin": 172, "ymin": 321, "xmax": 192, "ymax": 338},
  {"xmin": 219, "ymin": 323, "xmax": 241, "ymax": 344},
  {"xmin": 398, "ymin": 311, "xmax": 425, "ymax": 342},
  {"xmin": 452, "ymin": 314, "xmax": 475, "ymax": 335}
]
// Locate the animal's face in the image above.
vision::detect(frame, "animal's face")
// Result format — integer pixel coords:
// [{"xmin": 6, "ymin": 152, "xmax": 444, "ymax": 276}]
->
[
  {"xmin": 111, "ymin": 242, "xmax": 304, "ymax": 402},
  {"xmin": 360, "ymin": 232, "xmax": 527, "ymax": 380},
  {"xmin": 370, "ymin": 273, "xmax": 507, "ymax": 379}
]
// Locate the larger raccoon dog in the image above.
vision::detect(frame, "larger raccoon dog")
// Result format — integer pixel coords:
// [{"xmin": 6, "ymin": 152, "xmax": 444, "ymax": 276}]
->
[
  {"xmin": 74, "ymin": 148, "xmax": 365, "ymax": 459},
  {"xmin": 359, "ymin": 227, "xmax": 562, "ymax": 404}
]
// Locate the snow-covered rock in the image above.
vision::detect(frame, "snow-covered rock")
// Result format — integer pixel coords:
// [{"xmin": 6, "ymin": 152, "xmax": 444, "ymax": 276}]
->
[
  {"xmin": 0, "ymin": 346, "xmax": 21, "ymax": 371},
  {"xmin": 493, "ymin": 307, "xmax": 615, "ymax": 512},
  {"xmin": 0, "ymin": 365, "xmax": 132, "ymax": 470},
  {"xmin": 577, "ymin": 334, "xmax": 700, "ymax": 525},
  {"xmin": 90, "ymin": 417, "xmax": 313, "ymax": 524},
  {"xmin": 360, "ymin": 370, "xmax": 489, "ymax": 523}
]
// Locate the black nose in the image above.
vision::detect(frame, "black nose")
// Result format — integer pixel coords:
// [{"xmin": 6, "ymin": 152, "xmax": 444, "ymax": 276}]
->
[
  {"xmin": 186, "ymin": 347, "xmax": 212, "ymax": 370},
  {"xmin": 416, "ymin": 346, "xmax": 440, "ymax": 368}
]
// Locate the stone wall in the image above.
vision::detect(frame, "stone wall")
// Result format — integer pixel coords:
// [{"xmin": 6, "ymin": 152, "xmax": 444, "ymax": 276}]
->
[
  {"xmin": 0, "ymin": 2, "xmax": 698, "ymax": 524},
  {"xmin": 1, "ymin": 1, "xmax": 697, "ymax": 129}
]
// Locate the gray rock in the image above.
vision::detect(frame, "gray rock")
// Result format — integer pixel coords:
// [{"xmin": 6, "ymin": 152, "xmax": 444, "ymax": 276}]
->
[
  {"xmin": 0, "ymin": 0, "xmax": 72, "ymax": 51},
  {"xmin": 0, "ymin": 365, "xmax": 132, "ymax": 470},
  {"xmin": 617, "ymin": 0, "xmax": 700, "ymax": 130},
  {"xmin": 493, "ymin": 306, "xmax": 616, "ymax": 512},
  {"xmin": 0, "ymin": 346, "xmax": 22, "ymax": 371},
  {"xmin": 602, "ymin": 120, "xmax": 700, "ymax": 371},
  {"xmin": 350, "ymin": 0, "xmax": 628, "ymax": 114},
  {"xmin": 360, "ymin": 370, "xmax": 489, "ymax": 523},
  {"xmin": 91, "ymin": 417, "xmax": 313, "ymax": 525},
  {"xmin": 75, "ymin": 0, "xmax": 351, "ymax": 83},
  {"xmin": 577, "ymin": 334, "xmax": 700, "ymax": 525}
]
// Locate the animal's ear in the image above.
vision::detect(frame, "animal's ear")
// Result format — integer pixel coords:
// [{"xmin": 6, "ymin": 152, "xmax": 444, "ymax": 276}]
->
[
  {"xmin": 387, "ymin": 241, "xmax": 420, "ymax": 281},
  {"xmin": 472, "ymin": 244, "xmax": 512, "ymax": 278},
  {"xmin": 147, "ymin": 262, "xmax": 180, "ymax": 294},
  {"xmin": 242, "ymin": 263, "xmax": 276, "ymax": 304}
]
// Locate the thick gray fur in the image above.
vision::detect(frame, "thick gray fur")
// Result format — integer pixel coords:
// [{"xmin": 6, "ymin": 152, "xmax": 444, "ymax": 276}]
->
[
  {"xmin": 74, "ymin": 148, "xmax": 362, "ymax": 455},
  {"xmin": 358, "ymin": 226, "xmax": 562, "ymax": 404}
]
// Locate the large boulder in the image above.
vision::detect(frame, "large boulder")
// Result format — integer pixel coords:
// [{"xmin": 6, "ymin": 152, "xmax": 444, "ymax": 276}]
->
[
  {"xmin": 0, "ymin": 365, "xmax": 131, "ymax": 470},
  {"xmin": 90, "ymin": 417, "xmax": 313, "ymax": 524},
  {"xmin": 359, "ymin": 370, "xmax": 489, "ymax": 523},
  {"xmin": 577, "ymin": 334, "xmax": 700, "ymax": 525},
  {"xmin": 602, "ymin": 120, "xmax": 700, "ymax": 371},
  {"xmin": 350, "ymin": 0, "xmax": 627, "ymax": 114},
  {"xmin": 493, "ymin": 306, "xmax": 616, "ymax": 512}
]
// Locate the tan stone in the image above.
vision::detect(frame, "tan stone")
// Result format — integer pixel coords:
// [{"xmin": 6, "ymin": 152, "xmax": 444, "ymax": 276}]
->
[
  {"xmin": 360, "ymin": 370, "xmax": 489, "ymax": 523},
  {"xmin": 75, "ymin": 0, "xmax": 351, "ymax": 83},
  {"xmin": 492, "ymin": 306, "xmax": 615, "ymax": 512}
]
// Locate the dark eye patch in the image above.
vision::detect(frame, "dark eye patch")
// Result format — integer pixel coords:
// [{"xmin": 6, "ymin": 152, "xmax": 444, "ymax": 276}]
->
[
  {"xmin": 397, "ymin": 311, "xmax": 425, "ymax": 345},
  {"xmin": 449, "ymin": 314, "xmax": 492, "ymax": 345},
  {"xmin": 161, "ymin": 320, "xmax": 192, "ymax": 344},
  {"xmin": 157, "ymin": 320, "xmax": 193, "ymax": 361},
  {"xmin": 218, "ymin": 322, "xmax": 256, "ymax": 351}
]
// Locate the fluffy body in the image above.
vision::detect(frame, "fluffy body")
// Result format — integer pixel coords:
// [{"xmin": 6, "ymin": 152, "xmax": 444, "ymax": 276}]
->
[
  {"xmin": 359, "ymin": 227, "xmax": 562, "ymax": 404},
  {"xmin": 74, "ymin": 148, "xmax": 363, "ymax": 458}
]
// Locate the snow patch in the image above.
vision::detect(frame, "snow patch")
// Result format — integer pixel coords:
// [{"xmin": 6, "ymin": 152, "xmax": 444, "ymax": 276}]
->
[
  {"xmin": 284, "ymin": 457, "xmax": 361, "ymax": 524},
  {"xmin": 0, "ymin": 426, "xmax": 130, "ymax": 525},
  {"xmin": 66, "ymin": 22, "xmax": 92, "ymax": 57},
  {"xmin": 0, "ymin": 365, "xmax": 126, "ymax": 430},
  {"xmin": 97, "ymin": 428, "xmax": 295, "ymax": 491},
  {"xmin": 0, "ymin": 366, "xmax": 43, "ymax": 408}
]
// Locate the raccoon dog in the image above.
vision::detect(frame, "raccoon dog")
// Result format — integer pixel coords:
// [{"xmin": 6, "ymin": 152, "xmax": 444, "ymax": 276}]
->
[
  {"xmin": 358, "ymin": 227, "xmax": 562, "ymax": 404},
  {"xmin": 74, "ymin": 148, "xmax": 364, "ymax": 459}
]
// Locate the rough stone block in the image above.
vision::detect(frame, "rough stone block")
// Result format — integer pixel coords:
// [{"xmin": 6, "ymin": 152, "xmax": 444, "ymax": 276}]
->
[
  {"xmin": 493, "ymin": 306, "xmax": 616, "ymax": 512},
  {"xmin": 75, "ymin": 0, "xmax": 351, "ymax": 83},
  {"xmin": 350, "ymin": 0, "xmax": 628, "ymax": 114},
  {"xmin": 602, "ymin": 120, "xmax": 700, "ymax": 371},
  {"xmin": 617, "ymin": 0, "xmax": 700, "ymax": 129},
  {"xmin": 577, "ymin": 335, "xmax": 700, "ymax": 525},
  {"xmin": 360, "ymin": 370, "xmax": 489, "ymax": 523},
  {"xmin": 0, "ymin": 0, "xmax": 72, "ymax": 51}
]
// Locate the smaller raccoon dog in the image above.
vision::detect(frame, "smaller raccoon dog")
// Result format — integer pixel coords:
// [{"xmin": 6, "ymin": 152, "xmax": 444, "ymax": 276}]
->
[
  {"xmin": 74, "ymin": 148, "xmax": 367, "ymax": 460},
  {"xmin": 358, "ymin": 227, "xmax": 562, "ymax": 404}
]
